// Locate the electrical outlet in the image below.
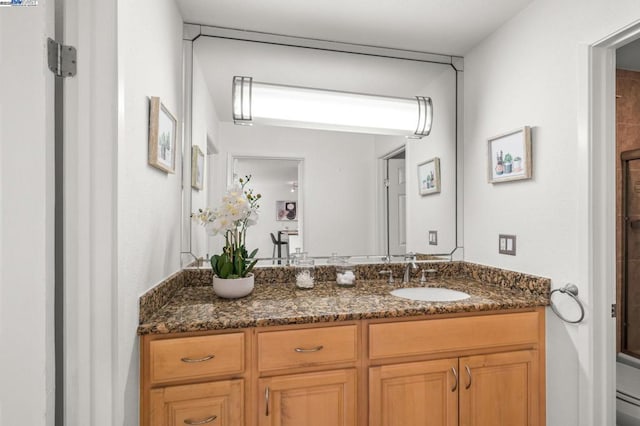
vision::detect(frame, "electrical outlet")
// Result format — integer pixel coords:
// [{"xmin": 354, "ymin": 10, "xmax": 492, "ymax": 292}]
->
[
  {"xmin": 428, "ymin": 230, "xmax": 438, "ymax": 245},
  {"xmin": 499, "ymin": 234, "xmax": 516, "ymax": 255}
]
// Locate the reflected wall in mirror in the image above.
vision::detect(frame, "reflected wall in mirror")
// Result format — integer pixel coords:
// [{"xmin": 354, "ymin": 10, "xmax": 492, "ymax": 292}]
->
[
  {"xmin": 185, "ymin": 33, "xmax": 460, "ymax": 263},
  {"xmin": 232, "ymin": 157, "xmax": 303, "ymax": 261}
]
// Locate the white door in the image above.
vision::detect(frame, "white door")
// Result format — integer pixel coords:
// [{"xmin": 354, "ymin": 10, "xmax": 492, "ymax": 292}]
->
[
  {"xmin": 387, "ymin": 158, "xmax": 406, "ymax": 256},
  {"xmin": 0, "ymin": 2, "xmax": 56, "ymax": 425}
]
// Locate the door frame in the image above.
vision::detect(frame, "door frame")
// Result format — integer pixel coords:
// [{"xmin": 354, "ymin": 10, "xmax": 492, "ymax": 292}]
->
[
  {"xmin": 62, "ymin": 0, "xmax": 119, "ymax": 424},
  {"xmin": 579, "ymin": 20, "xmax": 640, "ymax": 425},
  {"xmin": 378, "ymin": 145, "xmax": 406, "ymax": 258}
]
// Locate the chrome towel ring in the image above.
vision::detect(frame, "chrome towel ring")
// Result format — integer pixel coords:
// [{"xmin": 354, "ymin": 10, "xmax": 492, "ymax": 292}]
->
[{"xmin": 550, "ymin": 283, "xmax": 585, "ymax": 324}]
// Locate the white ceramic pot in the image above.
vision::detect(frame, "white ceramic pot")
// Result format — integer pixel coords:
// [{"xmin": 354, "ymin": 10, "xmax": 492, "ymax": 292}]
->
[{"xmin": 212, "ymin": 273, "xmax": 254, "ymax": 299}]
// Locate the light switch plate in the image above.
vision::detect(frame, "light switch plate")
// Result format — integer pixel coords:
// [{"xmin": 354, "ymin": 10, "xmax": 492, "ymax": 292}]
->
[
  {"xmin": 429, "ymin": 230, "xmax": 438, "ymax": 245},
  {"xmin": 499, "ymin": 234, "xmax": 516, "ymax": 255}
]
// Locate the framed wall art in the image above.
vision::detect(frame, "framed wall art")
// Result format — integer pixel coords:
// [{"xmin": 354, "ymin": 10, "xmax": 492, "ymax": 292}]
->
[
  {"xmin": 276, "ymin": 200, "xmax": 297, "ymax": 221},
  {"xmin": 148, "ymin": 96, "xmax": 177, "ymax": 174},
  {"xmin": 191, "ymin": 145, "xmax": 204, "ymax": 190},
  {"xmin": 487, "ymin": 126, "xmax": 532, "ymax": 183},
  {"xmin": 417, "ymin": 157, "xmax": 441, "ymax": 196}
]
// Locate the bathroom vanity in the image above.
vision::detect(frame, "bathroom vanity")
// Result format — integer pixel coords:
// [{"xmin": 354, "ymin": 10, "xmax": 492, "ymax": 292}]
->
[{"xmin": 138, "ymin": 263, "xmax": 549, "ymax": 426}]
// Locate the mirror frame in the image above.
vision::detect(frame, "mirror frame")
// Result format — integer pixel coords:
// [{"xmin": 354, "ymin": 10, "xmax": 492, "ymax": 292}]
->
[{"xmin": 180, "ymin": 23, "xmax": 465, "ymax": 266}]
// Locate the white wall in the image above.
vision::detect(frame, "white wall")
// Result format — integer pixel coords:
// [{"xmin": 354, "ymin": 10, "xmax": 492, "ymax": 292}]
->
[
  {"xmin": 233, "ymin": 159, "xmax": 299, "ymax": 260},
  {"xmin": 406, "ymin": 68, "xmax": 457, "ymax": 254},
  {"xmin": 0, "ymin": 2, "xmax": 55, "ymax": 425},
  {"xmin": 191, "ymin": 53, "xmax": 220, "ymax": 258},
  {"xmin": 463, "ymin": 1, "xmax": 640, "ymax": 424},
  {"xmin": 213, "ymin": 123, "xmax": 380, "ymax": 257},
  {"xmin": 117, "ymin": 0, "xmax": 184, "ymax": 424}
]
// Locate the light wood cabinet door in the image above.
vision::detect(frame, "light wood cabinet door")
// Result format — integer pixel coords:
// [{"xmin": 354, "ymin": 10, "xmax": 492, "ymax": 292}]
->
[
  {"xmin": 258, "ymin": 369, "xmax": 357, "ymax": 426},
  {"xmin": 369, "ymin": 358, "xmax": 458, "ymax": 426},
  {"xmin": 149, "ymin": 379, "xmax": 244, "ymax": 426},
  {"xmin": 459, "ymin": 350, "xmax": 538, "ymax": 426}
]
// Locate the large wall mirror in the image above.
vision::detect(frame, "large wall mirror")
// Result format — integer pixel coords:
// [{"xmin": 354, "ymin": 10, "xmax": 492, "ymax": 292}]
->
[{"xmin": 182, "ymin": 27, "xmax": 463, "ymax": 265}]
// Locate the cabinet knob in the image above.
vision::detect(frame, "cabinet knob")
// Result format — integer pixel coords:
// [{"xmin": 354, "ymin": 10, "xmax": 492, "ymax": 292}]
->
[
  {"xmin": 183, "ymin": 414, "xmax": 217, "ymax": 425},
  {"xmin": 180, "ymin": 354, "xmax": 215, "ymax": 363},
  {"xmin": 294, "ymin": 345, "xmax": 324, "ymax": 353},
  {"xmin": 450, "ymin": 367, "xmax": 458, "ymax": 392},
  {"xmin": 265, "ymin": 386, "xmax": 270, "ymax": 416},
  {"xmin": 464, "ymin": 365, "xmax": 472, "ymax": 390}
]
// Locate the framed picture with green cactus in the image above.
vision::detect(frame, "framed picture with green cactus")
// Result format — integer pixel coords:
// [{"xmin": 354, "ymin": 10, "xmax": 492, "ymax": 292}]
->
[
  {"xmin": 148, "ymin": 96, "xmax": 177, "ymax": 174},
  {"xmin": 417, "ymin": 157, "xmax": 441, "ymax": 195},
  {"xmin": 487, "ymin": 126, "xmax": 532, "ymax": 183}
]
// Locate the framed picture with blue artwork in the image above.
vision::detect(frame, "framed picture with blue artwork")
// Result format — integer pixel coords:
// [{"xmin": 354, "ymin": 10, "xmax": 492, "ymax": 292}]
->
[
  {"xmin": 148, "ymin": 96, "xmax": 177, "ymax": 174},
  {"xmin": 417, "ymin": 157, "xmax": 441, "ymax": 196},
  {"xmin": 487, "ymin": 126, "xmax": 532, "ymax": 183}
]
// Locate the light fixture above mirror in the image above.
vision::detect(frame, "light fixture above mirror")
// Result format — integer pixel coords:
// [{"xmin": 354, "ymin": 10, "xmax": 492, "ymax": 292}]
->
[{"xmin": 232, "ymin": 76, "xmax": 433, "ymax": 138}]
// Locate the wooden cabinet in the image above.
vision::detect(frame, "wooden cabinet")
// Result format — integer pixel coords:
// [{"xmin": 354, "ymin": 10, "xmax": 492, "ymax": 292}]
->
[
  {"xmin": 257, "ymin": 325, "xmax": 358, "ymax": 372},
  {"xmin": 370, "ymin": 351, "xmax": 539, "ymax": 426},
  {"xmin": 149, "ymin": 379, "xmax": 244, "ymax": 426},
  {"xmin": 141, "ymin": 309, "xmax": 545, "ymax": 426},
  {"xmin": 368, "ymin": 312, "xmax": 544, "ymax": 426},
  {"xmin": 369, "ymin": 358, "xmax": 458, "ymax": 426},
  {"xmin": 140, "ymin": 330, "xmax": 251, "ymax": 426},
  {"xmin": 459, "ymin": 350, "xmax": 539, "ymax": 426},
  {"xmin": 149, "ymin": 333, "xmax": 245, "ymax": 384},
  {"xmin": 258, "ymin": 369, "xmax": 357, "ymax": 426}
]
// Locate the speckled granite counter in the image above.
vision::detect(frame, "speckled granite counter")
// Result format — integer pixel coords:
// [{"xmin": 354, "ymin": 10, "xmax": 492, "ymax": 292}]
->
[{"xmin": 137, "ymin": 268, "xmax": 550, "ymax": 335}]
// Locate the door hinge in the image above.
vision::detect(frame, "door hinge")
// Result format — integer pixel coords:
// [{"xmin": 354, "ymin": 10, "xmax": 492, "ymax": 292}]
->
[
  {"xmin": 611, "ymin": 303, "xmax": 617, "ymax": 318},
  {"xmin": 47, "ymin": 38, "xmax": 76, "ymax": 77},
  {"xmin": 383, "ymin": 178, "xmax": 390, "ymax": 188}
]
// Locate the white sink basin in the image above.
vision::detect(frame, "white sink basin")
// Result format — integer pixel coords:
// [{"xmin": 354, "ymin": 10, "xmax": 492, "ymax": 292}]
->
[{"xmin": 390, "ymin": 287, "xmax": 471, "ymax": 302}]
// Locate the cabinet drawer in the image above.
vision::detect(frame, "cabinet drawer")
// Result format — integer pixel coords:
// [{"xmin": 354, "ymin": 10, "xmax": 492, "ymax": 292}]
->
[
  {"xmin": 150, "ymin": 333, "xmax": 244, "ymax": 383},
  {"xmin": 258, "ymin": 325, "xmax": 358, "ymax": 372},
  {"xmin": 149, "ymin": 379, "xmax": 244, "ymax": 426},
  {"xmin": 369, "ymin": 311, "xmax": 540, "ymax": 361}
]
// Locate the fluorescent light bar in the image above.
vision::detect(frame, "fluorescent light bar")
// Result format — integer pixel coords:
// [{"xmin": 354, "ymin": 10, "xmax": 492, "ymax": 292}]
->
[{"xmin": 232, "ymin": 76, "xmax": 432, "ymax": 138}]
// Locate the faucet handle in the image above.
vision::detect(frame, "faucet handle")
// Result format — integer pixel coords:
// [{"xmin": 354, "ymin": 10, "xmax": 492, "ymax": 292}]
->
[{"xmin": 378, "ymin": 269, "xmax": 394, "ymax": 284}]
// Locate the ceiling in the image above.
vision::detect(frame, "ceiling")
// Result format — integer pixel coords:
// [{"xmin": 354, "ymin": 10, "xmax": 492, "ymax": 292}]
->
[{"xmin": 175, "ymin": 0, "xmax": 534, "ymax": 56}]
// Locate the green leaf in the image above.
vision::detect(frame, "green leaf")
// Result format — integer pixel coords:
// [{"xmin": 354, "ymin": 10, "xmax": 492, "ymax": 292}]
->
[
  {"xmin": 216, "ymin": 255, "xmax": 227, "ymax": 275},
  {"xmin": 234, "ymin": 253, "xmax": 243, "ymax": 276},
  {"xmin": 245, "ymin": 259, "xmax": 258, "ymax": 276},
  {"xmin": 219, "ymin": 261, "xmax": 233, "ymax": 279},
  {"xmin": 248, "ymin": 248, "xmax": 258, "ymax": 259},
  {"xmin": 211, "ymin": 255, "xmax": 220, "ymax": 275}
]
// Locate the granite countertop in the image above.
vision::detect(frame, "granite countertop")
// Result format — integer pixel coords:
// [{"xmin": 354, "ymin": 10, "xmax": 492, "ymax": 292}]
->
[{"xmin": 137, "ymin": 276, "xmax": 549, "ymax": 335}]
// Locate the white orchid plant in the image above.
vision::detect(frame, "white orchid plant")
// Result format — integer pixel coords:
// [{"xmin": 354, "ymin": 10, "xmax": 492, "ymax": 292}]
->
[{"xmin": 193, "ymin": 175, "xmax": 261, "ymax": 279}]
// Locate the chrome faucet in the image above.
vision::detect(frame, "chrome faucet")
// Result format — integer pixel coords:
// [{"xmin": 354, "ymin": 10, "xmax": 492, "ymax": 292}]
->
[{"xmin": 403, "ymin": 252, "xmax": 417, "ymax": 283}]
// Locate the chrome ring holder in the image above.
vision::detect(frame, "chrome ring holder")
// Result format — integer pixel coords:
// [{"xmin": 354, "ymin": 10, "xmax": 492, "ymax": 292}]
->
[{"xmin": 549, "ymin": 283, "xmax": 585, "ymax": 324}]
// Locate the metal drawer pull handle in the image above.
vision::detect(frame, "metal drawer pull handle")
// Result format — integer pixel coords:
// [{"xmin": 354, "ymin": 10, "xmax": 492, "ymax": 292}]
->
[
  {"xmin": 465, "ymin": 365, "xmax": 472, "ymax": 389},
  {"xmin": 451, "ymin": 367, "xmax": 458, "ymax": 392},
  {"xmin": 180, "ymin": 355, "xmax": 215, "ymax": 363},
  {"xmin": 184, "ymin": 415, "xmax": 217, "ymax": 425},
  {"xmin": 265, "ymin": 386, "xmax": 270, "ymax": 416},
  {"xmin": 294, "ymin": 345, "xmax": 324, "ymax": 353}
]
